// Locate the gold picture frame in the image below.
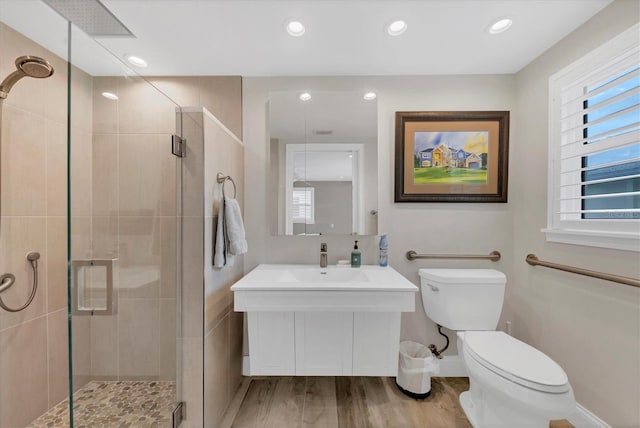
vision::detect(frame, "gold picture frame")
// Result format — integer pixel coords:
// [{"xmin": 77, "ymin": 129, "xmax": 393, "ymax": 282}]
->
[{"xmin": 394, "ymin": 111, "xmax": 510, "ymax": 202}]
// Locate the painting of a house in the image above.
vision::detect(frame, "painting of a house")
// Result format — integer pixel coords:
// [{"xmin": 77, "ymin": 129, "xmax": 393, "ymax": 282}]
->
[
  {"xmin": 465, "ymin": 152, "xmax": 482, "ymax": 169},
  {"xmin": 413, "ymin": 131, "xmax": 488, "ymax": 184}
]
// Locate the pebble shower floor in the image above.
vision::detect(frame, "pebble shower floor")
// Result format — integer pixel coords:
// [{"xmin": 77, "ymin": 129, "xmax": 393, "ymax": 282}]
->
[{"xmin": 26, "ymin": 380, "xmax": 176, "ymax": 428}]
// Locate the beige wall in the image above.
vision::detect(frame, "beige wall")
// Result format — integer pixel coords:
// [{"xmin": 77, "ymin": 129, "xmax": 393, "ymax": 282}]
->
[
  {"xmin": 243, "ymin": 76, "xmax": 516, "ymax": 355},
  {"xmin": 180, "ymin": 108, "xmax": 244, "ymax": 428},
  {"xmin": 510, "ymin": 1, "xmax": 640, "ymax": 426},
  {"xmin": 203, "ymin": 110, "xmax": 245, "ymax": 427},
  {"xmin": 0, "ymin": 22, "xmax": 74, "ymax": 427}
]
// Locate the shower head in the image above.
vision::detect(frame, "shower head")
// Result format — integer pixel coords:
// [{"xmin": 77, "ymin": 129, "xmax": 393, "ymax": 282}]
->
[
  {"xmin": 0, "ymin": 56, "xmax": 54, "ymax": 99},
  {"xmin": 18, "ymin": 56, "xmax": 54, "ymax": 78}
]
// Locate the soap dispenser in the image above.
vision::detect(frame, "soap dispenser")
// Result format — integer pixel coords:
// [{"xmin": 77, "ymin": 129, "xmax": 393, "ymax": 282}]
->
[{"xmin": 351, "ymin": 240, "xmax": 361, "ymax": 268}]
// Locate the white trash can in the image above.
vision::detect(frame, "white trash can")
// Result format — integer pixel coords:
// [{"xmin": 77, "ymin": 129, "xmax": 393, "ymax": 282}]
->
[{"xmin": 396, "ymin": 340, "xmax": 440, "ymax": 399}]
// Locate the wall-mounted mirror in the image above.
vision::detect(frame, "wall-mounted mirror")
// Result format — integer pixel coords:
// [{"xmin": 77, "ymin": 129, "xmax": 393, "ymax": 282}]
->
[{"xmin": 269, "ymin": 91, "xmax": 378, "ymax": 236}]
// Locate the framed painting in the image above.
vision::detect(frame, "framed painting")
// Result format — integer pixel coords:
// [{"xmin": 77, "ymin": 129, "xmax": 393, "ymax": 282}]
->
[{"xmin": 394, "ymin": 111, "xmax": 510, "ymax": 202}]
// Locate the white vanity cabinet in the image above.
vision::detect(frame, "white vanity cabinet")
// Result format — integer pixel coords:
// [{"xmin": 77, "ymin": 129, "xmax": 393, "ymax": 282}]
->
[{"xmin": 232, "ymin": 264, "xmax": 418, "ymax": 376}]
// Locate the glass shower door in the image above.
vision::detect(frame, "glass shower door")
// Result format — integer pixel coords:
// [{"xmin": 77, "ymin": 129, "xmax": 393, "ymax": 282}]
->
[{"xmin": 66, "ymin": 23, "xmax": 184, "ymax": 427}]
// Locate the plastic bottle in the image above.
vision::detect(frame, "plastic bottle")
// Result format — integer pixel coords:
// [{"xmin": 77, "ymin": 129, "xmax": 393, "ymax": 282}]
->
[
  {"xmin": 351, "ymin": 240, "xmax": 361, "ymax": 268},
  {"xmin": 379, "ymin": 234, "xmax": 388, "ymax": 267}
]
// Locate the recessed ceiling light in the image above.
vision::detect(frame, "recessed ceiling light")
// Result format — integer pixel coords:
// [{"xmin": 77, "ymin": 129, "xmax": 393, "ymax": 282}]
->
[
  {"xmin": 363, "ymin": 92, "xmax": 377, "ymax": 101},
  {"xmin": 387, "ymin": 20, "xmax": 407, "ymax": 36},
  {"xmin": 101, "ymin": 91, "xmax": 119, "ymax": 100},
  {"xmin": 286, "ymin": 20, "xmax": 306, "ymax": 37},
  {"xmin": 488, "ymin": 18, "xmax": 513, "ymax": 34},
  {"xmin": 125, "ymin": 54, "xmax": 147, "ymax": 68},
  {"xmin": 299, "ymin": 92, "xmax": 311, "ymax": 101}
]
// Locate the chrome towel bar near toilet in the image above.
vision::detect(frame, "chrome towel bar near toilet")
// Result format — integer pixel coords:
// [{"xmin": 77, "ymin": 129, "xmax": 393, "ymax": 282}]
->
[
  {"xmin": 406, "ymin": 250, "xmax": 501, "ymax": 262},
  {"xmin": 526, "ymin": 254, "xmax": 640, "ymax": 288}
]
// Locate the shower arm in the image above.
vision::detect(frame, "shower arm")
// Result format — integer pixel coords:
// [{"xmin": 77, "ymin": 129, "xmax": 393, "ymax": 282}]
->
[{"xmin": 0, "ymin": 70, "xmax": 24, "ymax": 99}]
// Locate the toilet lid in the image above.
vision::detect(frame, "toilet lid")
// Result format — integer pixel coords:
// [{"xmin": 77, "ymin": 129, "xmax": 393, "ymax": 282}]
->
[{"xmin": 464, "ymin": 331, "xmax": 570, "ymax": 393}]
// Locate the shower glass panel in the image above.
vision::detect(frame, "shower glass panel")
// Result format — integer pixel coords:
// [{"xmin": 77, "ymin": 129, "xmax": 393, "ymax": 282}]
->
[
  {"xmin": 67, "ymin": 23, "xmax": 184, "ymax": 428},
  {"xmin": 0, "ymin": 1, "xmax": 184, "ymax": 426}
]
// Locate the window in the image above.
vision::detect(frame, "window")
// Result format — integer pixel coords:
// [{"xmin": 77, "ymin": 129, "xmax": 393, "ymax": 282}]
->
[
  {"xmin": 291, "ymin": 187, "xmax": 314, "ymax": 224},
  {"xmin": 546, "ymin": 24, "xmax": 640, "ymax": 251}
]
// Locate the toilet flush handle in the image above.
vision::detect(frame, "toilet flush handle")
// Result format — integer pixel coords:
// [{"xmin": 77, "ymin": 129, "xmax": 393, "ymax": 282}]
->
[{"xmin": 427, "ymin": 282, "xmax": 439, "ymax": 292}]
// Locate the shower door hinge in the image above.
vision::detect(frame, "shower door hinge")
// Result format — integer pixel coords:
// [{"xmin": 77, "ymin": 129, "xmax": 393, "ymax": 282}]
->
[
  {"xmin": 171, "ymin": 135, "xmax": 185, "ymax": 157},
  {"xmin": 172, "ymin": 401, "xmax": 186, "ymax": 428}
]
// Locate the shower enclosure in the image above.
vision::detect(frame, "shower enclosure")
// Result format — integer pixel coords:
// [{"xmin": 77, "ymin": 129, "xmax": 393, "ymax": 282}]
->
[{"xmin": 0, "ymin": 1, "xmax": 186, "ymax": 427}]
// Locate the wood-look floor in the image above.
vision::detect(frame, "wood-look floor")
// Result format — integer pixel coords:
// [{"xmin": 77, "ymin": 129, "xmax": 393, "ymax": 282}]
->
[{"xmin": 231, "ymin": 377, "xmax": 574, "ymax": 428}]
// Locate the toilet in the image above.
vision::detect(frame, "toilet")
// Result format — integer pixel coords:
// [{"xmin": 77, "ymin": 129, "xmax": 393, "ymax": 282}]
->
[{"xmin": 419, "ymin": 269, "xmax": 575, "ymax": 428}]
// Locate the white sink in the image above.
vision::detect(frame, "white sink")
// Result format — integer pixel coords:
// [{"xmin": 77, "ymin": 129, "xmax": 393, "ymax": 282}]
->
[
  {"xmin": 289, "ymin": 268, "xmax": 371, "ymax": 283},
  {"xmin": 231, "ymin": 264, "xmax": 418, "ymax": 311}
]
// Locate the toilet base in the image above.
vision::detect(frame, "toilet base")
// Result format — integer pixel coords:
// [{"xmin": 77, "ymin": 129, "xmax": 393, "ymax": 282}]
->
[
  {"xmin": 459, "ymin": 376, "xmax": 568, "ymax": 428},
  {"xmin": 395, "ymin": 380, "xmax": 431, "ymax": 400},
  {"xmin": 459, "ymin": 391, "xmax": 479, "ymax": 426}
]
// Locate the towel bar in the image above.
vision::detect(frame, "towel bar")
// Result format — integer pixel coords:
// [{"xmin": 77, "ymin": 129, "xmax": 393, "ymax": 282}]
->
[{"xmin": 217, "ymin": 172, "xmax": 237, "ymax": 198}]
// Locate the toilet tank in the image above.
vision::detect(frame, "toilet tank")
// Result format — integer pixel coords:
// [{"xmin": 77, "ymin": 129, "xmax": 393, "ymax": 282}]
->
[{"xmin": 419, "ymin": 269, "xmax": 506, "ymax": 331}]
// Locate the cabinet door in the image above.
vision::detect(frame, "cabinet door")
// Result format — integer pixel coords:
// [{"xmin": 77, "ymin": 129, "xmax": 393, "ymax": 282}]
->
[
  {"xmin": 294, "ymin": 312, "xmax": 353, "ymax": 375},
  {"xmin": 352, "ymin": 312, "xmax": 401, "ymax": 376},
  {"xmin": 248, "ymin": 312, "xmax": 295, "ymax": 375}
]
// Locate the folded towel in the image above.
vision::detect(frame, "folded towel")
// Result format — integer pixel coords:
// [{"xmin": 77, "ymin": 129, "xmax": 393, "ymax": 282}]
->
[
  {"xmin": 224, "ymin": 196, "xmax": 248, "ymax": 255},
  {"xmin": 213, "ymin": 199, "xmax": 234, "ymax": 268}
]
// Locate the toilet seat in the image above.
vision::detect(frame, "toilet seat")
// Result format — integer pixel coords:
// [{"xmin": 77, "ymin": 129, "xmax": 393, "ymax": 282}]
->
[{"xmin": 463, "ymin": 331, "xmax": 570, "ymax": 394}]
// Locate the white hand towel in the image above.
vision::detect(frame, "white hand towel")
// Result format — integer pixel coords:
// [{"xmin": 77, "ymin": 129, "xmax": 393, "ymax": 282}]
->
[
  {"xmin": 224, "ymin": 196, "xmax": 248, "ymax": 255},
  {"xmin": 213, "ymin": 199, "xmax": 234, "ymax": 268}
]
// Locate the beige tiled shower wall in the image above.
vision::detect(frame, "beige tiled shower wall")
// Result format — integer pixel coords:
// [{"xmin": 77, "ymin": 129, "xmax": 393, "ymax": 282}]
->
[
  {"xmin": 147, "ymin": 77, "xmax": 243, "ymax": 140},
  {"xmin": 87, "ymin": 76, "xmax": 179, "ymax": 383},
  {"xmin": 0, "ymin": 22, "xmax": 91, "ymax": 427}
]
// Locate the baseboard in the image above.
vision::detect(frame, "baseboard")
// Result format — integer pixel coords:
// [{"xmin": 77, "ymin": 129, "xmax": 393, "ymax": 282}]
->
[
  {"xmin": 219, "ymin": 377, "xmax": 251, "ymax": 428},
  {"xmin": 242, "ymin": 355, "xmax": 250, "ymax": 376},
  {"xmin": 567, "ymin": 403, "xmax": 611, "ymax": 428},
  {"xmin": 435, "ymin": 355, "xmax": 468, "ymax": 377}
]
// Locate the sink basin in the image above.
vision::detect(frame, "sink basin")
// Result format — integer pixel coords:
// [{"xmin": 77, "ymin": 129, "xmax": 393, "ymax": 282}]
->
[
  {"xmin": 231, "ymin": 264, "xmax": 418, "ymax": 312},
  {"xmin": 244, "ymin": 268, "xmax": 369, "ymax": 284},
  {"xmin": 289, "ymin": 268, "xmax": 370, "ymax": 283}
]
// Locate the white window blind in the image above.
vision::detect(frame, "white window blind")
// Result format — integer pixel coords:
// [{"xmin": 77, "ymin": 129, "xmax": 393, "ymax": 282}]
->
[
  {"xmin": 546, "ymin": 24, "xmax": 640, "ymax": 251},
  {"xmin": 291, "ymin": 187, "xmax": 314, "ymax": 224}
]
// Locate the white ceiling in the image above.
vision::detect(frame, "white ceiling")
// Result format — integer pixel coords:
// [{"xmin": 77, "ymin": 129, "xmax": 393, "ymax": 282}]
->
[
  {"xmin": 99, "ymin": 0, "xmax": 613, "ymax": 76},
  {"xmin": 0, "ymin": 0, "xmax": 614, "ymax": 76}
]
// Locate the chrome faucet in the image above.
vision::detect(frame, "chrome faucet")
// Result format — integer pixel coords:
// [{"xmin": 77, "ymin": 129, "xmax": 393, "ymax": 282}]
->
[{"xmin": 320, "ymin": 243, "xmax": 328, "ymax": 272}]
